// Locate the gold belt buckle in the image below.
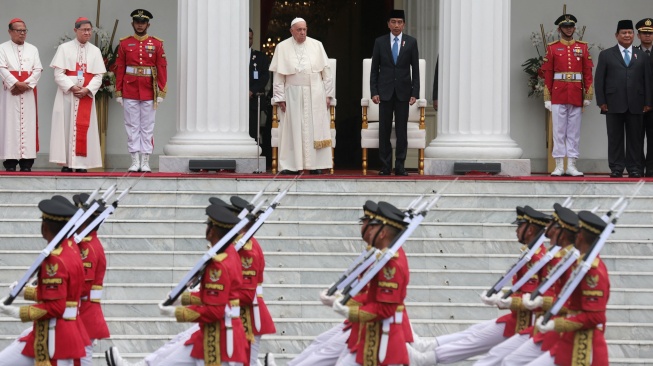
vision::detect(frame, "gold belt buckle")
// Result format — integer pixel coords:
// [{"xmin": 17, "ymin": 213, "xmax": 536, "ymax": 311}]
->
[
  {"xmin": 137, "ymin": 68, "xmax": 144, "ymax": 75},
  {"xmin": 566, "ymin": 73, "xmax": 572, "ymax": 80}
]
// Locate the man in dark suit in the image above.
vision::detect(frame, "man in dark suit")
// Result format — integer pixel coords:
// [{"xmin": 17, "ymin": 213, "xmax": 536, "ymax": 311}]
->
[
  {"xmin": 370, "ymin": 9, "xmax": 420, "ymax": 176},
  {"xmin": 249, "ymin": 28, "xmax": 270, "ymax": 141},
  {"xmin": 635, "ymin": 18, "xmax": 653, "ymax": 176},
  {"xmin": 595, "ymin": 19, "xmax": 652, "ymax": 178}
]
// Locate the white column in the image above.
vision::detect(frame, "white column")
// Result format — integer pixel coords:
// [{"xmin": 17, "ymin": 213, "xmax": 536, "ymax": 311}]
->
[
  {"xmin": 163, "ymin": 0, "xmax": 257, "ymax": 159},
  {"xmin": 426, "ymin": 0, "xmax": 523, "ymax": 160}
]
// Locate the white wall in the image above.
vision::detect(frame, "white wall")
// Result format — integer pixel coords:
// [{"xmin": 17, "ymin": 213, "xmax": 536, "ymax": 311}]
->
[
  {"xmin": 511, "ymin": 0, "xmax": 653, "ymax": 172},
  {"xmin": 5, "ymin": 0, "xmax": 652, "ymax": 172},
  {"xmin": 2, "ymin": 0, "xmax": 177, "ymax": 167}
]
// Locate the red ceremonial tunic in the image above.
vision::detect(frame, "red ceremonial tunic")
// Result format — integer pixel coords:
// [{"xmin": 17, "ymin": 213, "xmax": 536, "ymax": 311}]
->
[
  {"xmin": 520, "ymin": 244, "xmax": 575, "ymax": 351},
  {"xmin": 540, "ymin": 39, "xmax": 594, "ymax": 106},
  {"xmin": 238, "ymin": 237, "xmax": 275, "ymax": 340},
  {"xmin": 496, "ymin": 245, "xmax": 546, "ymax": 337},
  {"xmin": 19, "ymin": 239, "xmax": 89, "ymax": 363},
  {"xmin": 78, "ymin": 231, "xmax": 110, "ymax": 339},
  {"xmin": 114, "ymin": 34, "xmax": 168, "ymax": 100},
  {"xmin": 180, "ymin": 244, "xmax": 248, "ymax": 364},
  {"xmin": 348, "ymin": 248, "xmax": 410, "ymax": 366},
  {"xmin": 550, "ymin": 257, "xmax": 610, "ymax": 366}
]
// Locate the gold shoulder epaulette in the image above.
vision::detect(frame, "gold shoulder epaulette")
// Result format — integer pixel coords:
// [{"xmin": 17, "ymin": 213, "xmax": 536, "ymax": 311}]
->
[
  {"xmin": 212, "ymin": 253, "xmax": 228, "ymax": 262},
  {"xmin": 119, "ymin": 35, "xmax": 130, "ymax": 41},
  {"xmin": 51, "ymin": 247, "xmax": 63, "ymax": 256},
  {"xmin": 576, "ymin": 40, "xmax": 588, "ymax": 44},
  {"xmin": 152, "ymin": 36, "xmax": 164, "ymax": 42},
  {"xmin": 547, "ymin": 40, "xmax": 559, "ymax": 46},
  {"xmin": 592, "ymin": 258, "xmax": 600, "ymax": 268}
]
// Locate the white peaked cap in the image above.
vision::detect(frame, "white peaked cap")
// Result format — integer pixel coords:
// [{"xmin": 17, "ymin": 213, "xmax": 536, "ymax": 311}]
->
[{"xmin": 291, "ymin": 17, "xmax": 306, "ymax": 27}]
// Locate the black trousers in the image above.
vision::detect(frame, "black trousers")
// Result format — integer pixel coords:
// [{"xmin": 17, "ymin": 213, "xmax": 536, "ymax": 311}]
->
[
  {"xmin": 379, "ymin": 93, "xmax": 409, "ymax": 172},
  {"xmin": 606, "ymin": 112, "xmax": 644, "ymax": 174},
  {"xmin": 643, "ymin": 111, "xmax": 653, "ymax": 174}
]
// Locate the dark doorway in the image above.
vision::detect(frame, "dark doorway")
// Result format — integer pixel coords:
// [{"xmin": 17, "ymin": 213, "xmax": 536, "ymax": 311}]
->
[{"xmin": 258, "ymin": 0, "xmax": 394, "ymax": 170}]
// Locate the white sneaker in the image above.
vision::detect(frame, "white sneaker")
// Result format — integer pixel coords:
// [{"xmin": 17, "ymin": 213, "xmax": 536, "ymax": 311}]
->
[
  {"xmin": 265, "ymin": 353, "xmax": 277, "ymax": 366},
  {"xmin": 551, "ymin": 158, "xmax": 564, "ymax": 176},
  {"xmin": 140, "ymin": 153, "xmax": 151, "ymax": 173},
  {"xmin": 128, "ymin": 153, "xmax": 140, "ymax": 172},
  {"xmin": 105, "ymin": 347, "xmax": 124, "ymax": 366}
]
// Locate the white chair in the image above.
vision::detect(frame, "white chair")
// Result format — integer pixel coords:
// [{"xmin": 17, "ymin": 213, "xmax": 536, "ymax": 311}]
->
[
  {"xmin": 360, "ymin": 58, "xmax": 427, "ymax": 175},
  {"xmin": 271, "ymin": 59, "xmax": 337, "ymax": 174}
]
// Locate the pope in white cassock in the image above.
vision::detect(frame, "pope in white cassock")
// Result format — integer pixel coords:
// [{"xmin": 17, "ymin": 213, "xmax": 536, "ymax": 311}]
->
[
  {"xmin": 50, "ymin": 17, "xmax": 105, "ymax": 172},
  {"xmin": 269, "ymin": 17, "xmax": 333, "ymax": 174},
  {"xmin": 0, "ymin": 18, "xmax": 42, "ymax": 172}
]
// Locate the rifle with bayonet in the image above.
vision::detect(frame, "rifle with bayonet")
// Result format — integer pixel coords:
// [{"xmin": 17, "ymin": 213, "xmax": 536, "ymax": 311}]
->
[
  {"xmin": 539, "ymin": 181, "xmax": 644, "ymax": 324},
  {"xmin": 3, "ymin": 184, "xmax": 114, "ymax": 306}
]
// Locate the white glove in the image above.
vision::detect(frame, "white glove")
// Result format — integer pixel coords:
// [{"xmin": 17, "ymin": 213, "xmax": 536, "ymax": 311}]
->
[
  {"xmin": 92, "ymin": 339, "xmax": 98, "ymax": 347},
  {"xmin": 522, "ymin": 293, "xmax": 543, "ymax": 310},
  {"xmin": 157, "ymin": 97, "xmax": 164, "ymax": 104},
  {"xmin": 480, "ymin": 292, "xmax": 498, "ymax": 306},
  {"xmin": 116, "ymin": 97, "xmax": 123, "ymax": 106},
  {"xmin": 544, "ymin": 101, "xmax": 552, "ymax": 111},
  {"xmin": 319, "ymin": 289, "xmax": 338, "ymax": 307},
  {"xmin": 0, "ymin": 296, "xmax": 21, "ymax": 319},
  {"xmin": 583, "ymin": 99, "xmax": 591, "ymax": 107},
  {"xmin": 536, "ymin": 316, "xmax": 555, "ymax": 333},
  {"xmin": 332, "ymin": 295, "xmax": 350, "ymax": 318},
  {"xmin": 8, "ymin": 281, "xmax": 25, "ymax": 297},
  {"xmin": 496, "ymin": 296, "xmax": 513, "ymax": 310},
  {"xmin": 158, "ymin": 300, "xmax": 176, "ymax": 317}
]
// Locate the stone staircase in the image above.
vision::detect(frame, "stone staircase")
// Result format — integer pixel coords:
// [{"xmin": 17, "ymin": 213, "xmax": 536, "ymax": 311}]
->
[{"xmin": 0, "ymin": 176, "xmax": 652, "ymax": 365}]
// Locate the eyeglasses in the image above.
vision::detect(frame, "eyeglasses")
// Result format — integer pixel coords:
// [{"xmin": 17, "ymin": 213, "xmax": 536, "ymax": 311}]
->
[
  {"xmin": 77, "ymin": 28, "xmax": 93, "ymax": 34},
  {"xmin": 11, "ymin": 29, "xmax": 28, "ymax": 34}
]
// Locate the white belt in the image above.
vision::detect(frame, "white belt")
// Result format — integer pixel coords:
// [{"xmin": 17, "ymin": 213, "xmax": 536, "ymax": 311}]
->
[
  {"xmin": 554, "ymin": 72, "xmax": 582, "ymax": 81},
  {"xmin": 379, "ymin": 311, "xmax": 403, "ymax": 362},
  {"xmin": 253, "ymin": 286, "xmax": 263, "ymax": 332},
  {"xmin": 225, "ymin": 305, "xmax": 240, "ymax": 357},
  {"xmin": 126, "ymin": 66, "xmax": 152, "ymax": 75},
  {"xmin": 62, "ymin": 306, "xmax": 78, "ymax": 320}
]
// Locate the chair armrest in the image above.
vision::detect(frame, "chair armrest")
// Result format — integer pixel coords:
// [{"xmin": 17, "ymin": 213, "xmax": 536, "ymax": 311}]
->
[
  {"xmin": 416, "ymin": 99, "xmax": 427, "ymax": 108},
  {"xmin": 330, "ymin": 97, "xmax": 337, "ymax": 107},
  {"xmin": 361, "ymin": 98, "xmax": 369, "ymax": 107}
]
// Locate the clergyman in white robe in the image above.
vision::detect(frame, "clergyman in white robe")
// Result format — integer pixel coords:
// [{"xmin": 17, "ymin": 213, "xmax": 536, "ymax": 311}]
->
[
  {"xmin": 50, "ymin": 38, "xmax": 105, "ymax": 170},
  {"xmin": 269, "ymin": 21, "xmax": 333, "ymax": 173},
  {"xmin": 0, "ymin": 27, "xmax": 42, "ymax": 171}
]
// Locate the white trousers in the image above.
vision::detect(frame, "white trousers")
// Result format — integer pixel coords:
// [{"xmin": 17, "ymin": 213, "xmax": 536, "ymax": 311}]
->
[
  {"xmin": 501, "ymin": 338, "xmax": 546, "ymax": 366},
  {"xmin": 335, "ymin": 350, "xmax": 402, "ymax": 366},
  {"xmin": 435, "ymin": 319, "xmax": 496, "ymax": 347},
  {"xmin": 523, "ymin": 351, "xmax": 556, "ymax": 366},
  {"xmin": 551, "ymin": 103, "xmax": 582, "ymax": 159},
  {"xmin": 250, "ymin": 335, "xmax": 262, "ymax": 366},
  {"xmin": 435, "ymin": 320, "xmax": 507, "ymax": 364},
  {"xmin": 123, "ymin": 99, "xmax": 156, "ymax": 154},
  {"xmin": 156, "ymin": 342, "xmax": 242, "ymax": 366},
  {"xmin": 81, "ymin": 340, "xmax": 97, "ymax": 366},
  {"xmin": 144, "ymin": 324, "xmax": 199, "ymax": 366},
  {"xmin": 473, "ymin": 333, "xmax": 530, "ymax": 366},
  {"xmin": 289, "ymin": 323, "xmax": 350, "ymax": 366},
  {"xmin": 0, "ymin": 327, "xmax": 75, "ymax": 366}
]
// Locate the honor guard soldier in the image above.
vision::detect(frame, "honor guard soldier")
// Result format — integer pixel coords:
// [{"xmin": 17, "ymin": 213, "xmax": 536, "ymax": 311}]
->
[
  {"xmin": 540, "ymin": 12, "xmax": 594, "ymax": 176},
  {"xmin": 72, "ymin": 194, "xmax": 110, "ymax": 365},
  {"xmin": 479, "ymin": 204, "xmax": 579, "ymax": 365},
  {"xmin": 0, "ymin": 197, "xmax": 88, "ymax": 366},
  {"xmin": 108, "ymin": 204, "xmax": 248, "ymax": 366},
  {"xmin": 636, "ymin": 18, "xmax": 653, "ymax": 175},
  {"xmin": 333, "ymin": 201, "xmax": 411, "ymax": 366},
  {"xmin": 114, "ymin": 9, "xmax": 168, "ymax": 173}
]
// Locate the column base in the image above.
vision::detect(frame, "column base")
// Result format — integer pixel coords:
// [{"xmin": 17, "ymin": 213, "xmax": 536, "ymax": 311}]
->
[
  {"xmin": 425, "ymin": 158, "xmax": 531, "ymax": 176},
  {"xmin": 159, "ymin": 156, "xmax": 266, "ymax": 173}
]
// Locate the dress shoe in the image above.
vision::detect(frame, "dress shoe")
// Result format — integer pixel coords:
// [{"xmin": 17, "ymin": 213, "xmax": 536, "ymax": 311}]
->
[
  {"xmin": 609, "ymin": 171, "xmax": 622, "ymax": 178},
  {"xmin": 378, "ymin": 170, "xmax": 391, "ymax": 176},
  {"xmin": 395, "ymin": 168, "xmax": 408, "ymax": 176},
  {"xmin": 61, "ymin": 166, "xmax": 73, "ymax": 173},
  {"xmin": 280, "ymin": 169, "xmax": 299, "ymax": 175},
  {"xmin": 75, "ymin": 169, "xmax": 88, "ymax": 173},
  {"xmin": 5, "ymin": 167, "xmax": 16, "ymax": 172},
  {"xmin": 309, "ymin": 169, "xmax": 322, "ymax": 175},
  {"xmin": 628, "ymin": 171, "xmax": 642, "ymax": 178},
  {"xmin": 19, "ymin": 167, "xmax": 31, "ymax": 172}
]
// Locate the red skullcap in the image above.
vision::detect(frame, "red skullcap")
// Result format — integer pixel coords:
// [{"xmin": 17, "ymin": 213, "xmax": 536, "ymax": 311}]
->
[{"xmin": 8, "ymin": 18, "xmax": 24, "ymax": 26}]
